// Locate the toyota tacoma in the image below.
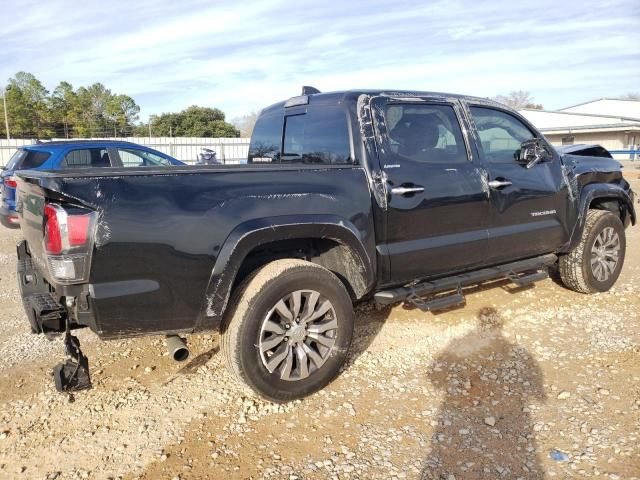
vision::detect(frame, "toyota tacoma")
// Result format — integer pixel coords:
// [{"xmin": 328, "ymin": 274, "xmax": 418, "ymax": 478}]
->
[{"xmin": 15, "ymin": 88, "xmax": 635, "ymax": 401}]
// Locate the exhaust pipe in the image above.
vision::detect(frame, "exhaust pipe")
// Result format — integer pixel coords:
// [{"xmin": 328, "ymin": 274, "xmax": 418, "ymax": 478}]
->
[{"xmin": 166, "ymin": 335, "xmax": 189, "ymax": 362}]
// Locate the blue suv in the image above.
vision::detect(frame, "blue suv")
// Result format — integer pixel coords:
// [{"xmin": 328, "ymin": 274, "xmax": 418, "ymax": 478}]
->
[{"xmin": 1, "ymin": 140, "xmax": 184, "ymax": 228}]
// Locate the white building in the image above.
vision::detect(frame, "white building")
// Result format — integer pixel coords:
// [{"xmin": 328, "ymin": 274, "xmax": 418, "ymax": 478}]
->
[{"xmin": 519, "ymin": 98, "xmax": 640, "ymax": 160}]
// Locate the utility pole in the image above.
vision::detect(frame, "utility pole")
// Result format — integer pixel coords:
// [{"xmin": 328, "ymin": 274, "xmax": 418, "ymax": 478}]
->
[
  {"xmin": 2, "ymin": 86, "xmax": 9, "ymax": 140},
  {"xmin": 148, "ymin": 120, "xmax": 152, "ymax": 139}
]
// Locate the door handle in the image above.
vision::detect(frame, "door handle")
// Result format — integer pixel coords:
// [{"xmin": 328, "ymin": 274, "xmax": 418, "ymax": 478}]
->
[
  {"xmin": 488, "ymin": 179, "xmax": 512, "ymax": 189},
  {"xmin": 390, "ymin": 186, "xmax": 425, "ymax": 196}
]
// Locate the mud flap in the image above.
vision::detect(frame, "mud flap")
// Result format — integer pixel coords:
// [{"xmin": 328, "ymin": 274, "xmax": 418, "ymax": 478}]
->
[{"xmin": 53, "ymin": 332, "xmax": 92, "ymax": 392}]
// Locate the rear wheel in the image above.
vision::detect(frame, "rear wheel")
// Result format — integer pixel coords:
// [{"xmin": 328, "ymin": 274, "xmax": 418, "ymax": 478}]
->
[
  {"xmin": 559, "ymin": 209, "xmax": 626, "ymax": 293},
  {"xmin": 221, "ymin": 259, "xmax": 354, "ymax": 402}
]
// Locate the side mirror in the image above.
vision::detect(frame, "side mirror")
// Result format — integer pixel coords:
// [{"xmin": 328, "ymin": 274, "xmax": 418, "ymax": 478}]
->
[{"xmin": 518, "ymin": 138, "xmax": 552, "ymax": 169}]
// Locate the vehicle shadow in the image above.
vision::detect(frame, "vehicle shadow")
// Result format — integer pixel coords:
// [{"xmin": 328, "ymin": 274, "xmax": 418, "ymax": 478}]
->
[
  {"xmin": 546, "ymin": 264, "xmax": 566, "ymax": 288},
  {"xmin": 342, "ymin": 300, "xmax": 390, "ymax": 368},
  {"xmin": 177, "ymin": 345, "xmax": 220, "ymax": 375},
  {"xmin": 162, "ymin": 345, "xmax": 220, "ymax": 386},
  {"xmin": 342, "ymin": 277, "xmax": 531, "ymax": 369},
  {"xmin": 420, "ymin": 307, "xmax": 547, "ymax": 479}
]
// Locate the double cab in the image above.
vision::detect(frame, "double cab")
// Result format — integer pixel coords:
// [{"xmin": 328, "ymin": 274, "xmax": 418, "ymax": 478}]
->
[{"xmin": 15, "ymin": 89, "xmax": 635, "ymax": 400}]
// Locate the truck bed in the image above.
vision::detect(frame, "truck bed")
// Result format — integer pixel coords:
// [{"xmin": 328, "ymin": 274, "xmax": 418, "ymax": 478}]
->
[{"xmin": 16, "ymin": 164, "xmax": 375, "ymax": 338}]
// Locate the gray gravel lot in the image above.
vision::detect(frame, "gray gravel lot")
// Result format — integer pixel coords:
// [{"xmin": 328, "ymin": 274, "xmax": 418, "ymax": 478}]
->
[{"xmin": 0, "ymin": 170, "xmax": 639, "ymax": 480}]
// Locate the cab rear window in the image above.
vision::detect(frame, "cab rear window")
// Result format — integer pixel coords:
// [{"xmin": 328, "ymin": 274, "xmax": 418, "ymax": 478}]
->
[
  {"xmin": 248, "ymin": 110, "xmax": 283, "ymax": 163},
  {"xmin": 5, "ymin": 149, "xmax": 50, "ymax": 170},
  {"xmin": 248, "ymin": 106, "xmax": 353, "ymax": 165}
]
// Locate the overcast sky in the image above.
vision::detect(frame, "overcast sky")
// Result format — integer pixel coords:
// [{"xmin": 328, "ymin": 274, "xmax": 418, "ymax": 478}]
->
[{"xmin": 1, "ymin": 0, "xmax": 639, "ymax": 121}]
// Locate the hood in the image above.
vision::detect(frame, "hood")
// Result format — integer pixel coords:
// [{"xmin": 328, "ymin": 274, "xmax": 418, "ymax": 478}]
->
[
  {"xmin": 555, "ymin": 144, "xmax": 612, "ymax": 159},
  {"xmin": 561, "ymin": 153, "xmax": 622, "ymax": 177}
]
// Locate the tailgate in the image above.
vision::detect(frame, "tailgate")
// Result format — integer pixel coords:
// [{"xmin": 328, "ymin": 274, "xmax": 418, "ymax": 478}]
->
[
  {"xmin": 16, "ymin": 173, "xmax": 52, "ymax": 272},
  {"xmin": 16, "ymin": 171, "xmax": 97, "ymax": 287}
]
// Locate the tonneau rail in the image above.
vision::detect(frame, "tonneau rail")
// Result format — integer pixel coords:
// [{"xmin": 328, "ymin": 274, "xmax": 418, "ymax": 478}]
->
[{"xmin": 15, "ymin": 163, "xmax": 360, "ymax": 180}]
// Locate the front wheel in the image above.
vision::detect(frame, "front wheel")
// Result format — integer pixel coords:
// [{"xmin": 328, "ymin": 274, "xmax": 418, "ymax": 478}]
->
[
  {"xmin": 559, "ymin": 209, "xmax": 626, "ymax": 293},
  {"xmin": 221, "ymin": 259, "xmax": 354, "ymax": 402}
]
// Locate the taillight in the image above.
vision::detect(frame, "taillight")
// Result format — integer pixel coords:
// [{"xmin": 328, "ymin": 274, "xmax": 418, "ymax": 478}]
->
[
  {"xmin": 44, "ymin": 204, "xmax": 63, "ymax": 254},
  {"xmin": 68, "ymin": 215, "xmax": 91, "ymax": 245},
  {"xmin": 3, "ymin": 177, "xmax": 17, "ymax": 188},
  {"xmin": 43, "ymin": 203, "xmax": 97, "ymax": 284}
]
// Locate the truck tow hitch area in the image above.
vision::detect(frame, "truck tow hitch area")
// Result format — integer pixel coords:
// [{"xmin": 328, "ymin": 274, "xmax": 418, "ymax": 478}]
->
[
  {"xmin": 53, "ymin": 323, "xmax": 92, "ymax": 393},
  {"xmin": 24, "ymin": 202, "xmax": 98, "ymax": 392}
]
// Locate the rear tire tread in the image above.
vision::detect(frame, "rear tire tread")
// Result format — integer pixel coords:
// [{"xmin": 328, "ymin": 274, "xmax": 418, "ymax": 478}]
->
[{"xmin": 220, "ymin": 259, "xmax": 352, "ymax": 402}]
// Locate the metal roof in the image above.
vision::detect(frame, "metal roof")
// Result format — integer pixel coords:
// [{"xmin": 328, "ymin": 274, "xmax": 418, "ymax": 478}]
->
[
  {"xmin": 519, "ymin": 108, "xmax": 640, "ymax": 131},
  {"xmin": 559, "ymin": 98, "xmax": 640, "ymax": 120}
]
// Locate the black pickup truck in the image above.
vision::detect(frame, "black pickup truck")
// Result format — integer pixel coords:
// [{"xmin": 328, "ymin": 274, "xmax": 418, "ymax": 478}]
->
[{"xmin": 15, "ymin": 88, "xmax": 635, "ymax": 401}]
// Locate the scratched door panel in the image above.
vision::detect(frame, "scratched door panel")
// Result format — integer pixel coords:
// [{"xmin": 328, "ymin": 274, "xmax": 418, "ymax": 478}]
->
[{"xmin": 486, "ymin": 161, "xmax": 571, "ymax": 263}]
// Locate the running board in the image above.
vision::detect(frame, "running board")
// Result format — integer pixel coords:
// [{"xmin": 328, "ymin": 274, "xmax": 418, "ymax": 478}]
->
[
  {"xmin": 374, "ymin": 254, "xmax": 557, "ymax": 310},
  {"xmin": 406, "ymin": 286, "xmax": 465, "ymax": 312},
  {"xmin": 507, "ymin": 270, "xmax": 549, "ymax": 287}
]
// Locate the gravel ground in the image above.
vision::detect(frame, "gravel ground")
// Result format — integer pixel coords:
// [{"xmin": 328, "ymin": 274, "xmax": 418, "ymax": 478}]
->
[{"xmin": 0, "ymin": 171, "xmax": 639, "ymax": 480}]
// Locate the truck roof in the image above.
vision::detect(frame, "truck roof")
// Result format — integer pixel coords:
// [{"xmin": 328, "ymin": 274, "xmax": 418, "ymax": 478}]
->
[{"xmin": 261, "ymin": 89, "xmax": 504, "ymax": 114}]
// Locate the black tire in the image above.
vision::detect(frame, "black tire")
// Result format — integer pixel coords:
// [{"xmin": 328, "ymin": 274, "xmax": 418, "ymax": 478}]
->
[
  {"xmin": 221, "ymin": 259, "xmax": 354, "ymax": 402},
  {"xmin": 559, "ymin": 210, "xmax": 626, "ymax": 293}
]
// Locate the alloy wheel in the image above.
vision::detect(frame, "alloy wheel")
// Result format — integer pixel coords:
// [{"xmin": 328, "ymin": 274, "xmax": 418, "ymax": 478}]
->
[
  {"xmin": 590, "ymin": 226, "xmax": 620, "ymax": 282},
  {"xmin": 258, "ymin": 290, "xmax": 338, "ymax": 381}
]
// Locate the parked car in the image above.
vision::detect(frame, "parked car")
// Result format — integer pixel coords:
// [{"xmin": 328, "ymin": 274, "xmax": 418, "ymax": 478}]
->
[
  {"xmin": 15, "ymin": 89, "xmax": 635, "ymax": 401},
  {"xmin": 1, "ymin": 140, "xmax": 184, "ymax": 228}
]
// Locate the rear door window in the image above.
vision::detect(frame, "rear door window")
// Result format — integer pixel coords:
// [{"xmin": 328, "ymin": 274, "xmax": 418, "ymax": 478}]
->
[
  {"xmin": 63, "ymin": 148, "xmax": 112, "ymax": 168},
  {"xmin": 282, "ymin": 107, "xmax": 352, "ymax": 164},
  {"xmin": 5, "ymin": 149, "xmax": 50, "ymax": 170}
]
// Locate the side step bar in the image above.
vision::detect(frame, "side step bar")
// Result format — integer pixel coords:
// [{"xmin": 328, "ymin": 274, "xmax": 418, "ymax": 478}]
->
[
  {"xmin": 508, "ymin": 270, "xmax": 549, "ymax": 287},
  {"xmin": 374, "ymin": 254, "xmax": 557, "ymax": 311},
  {"xmin": 406, "ymin": 286, "xmax": 466, "ymax": 312}
]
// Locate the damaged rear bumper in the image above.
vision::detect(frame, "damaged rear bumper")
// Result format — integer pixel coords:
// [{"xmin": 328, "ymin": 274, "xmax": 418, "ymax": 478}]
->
[
  {"xmin": 17, "ymin": 240, "xmax": 93, "ymax": 392},
  {"xmin": 17, "ymin": 240, "xmax": 96, "ymax": 335}
]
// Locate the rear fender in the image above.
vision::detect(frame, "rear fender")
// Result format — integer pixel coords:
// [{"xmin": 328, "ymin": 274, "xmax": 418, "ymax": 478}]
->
[{"xmin": 198, "ymin": 214, "xmax": 375, "ymax": 328}]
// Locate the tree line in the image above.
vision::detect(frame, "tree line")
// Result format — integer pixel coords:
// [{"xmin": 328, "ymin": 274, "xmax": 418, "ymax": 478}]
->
[
  {"xmin": 3, "ymin": 72, "xmax": 636, "ymax": 140},
  {"xmin": 492, "ymin": 91, "xmax": 544, "ymax": 110},
  {"xmin": 0, "ymin": 72, "xmax": 239, "ymax": 139}
]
